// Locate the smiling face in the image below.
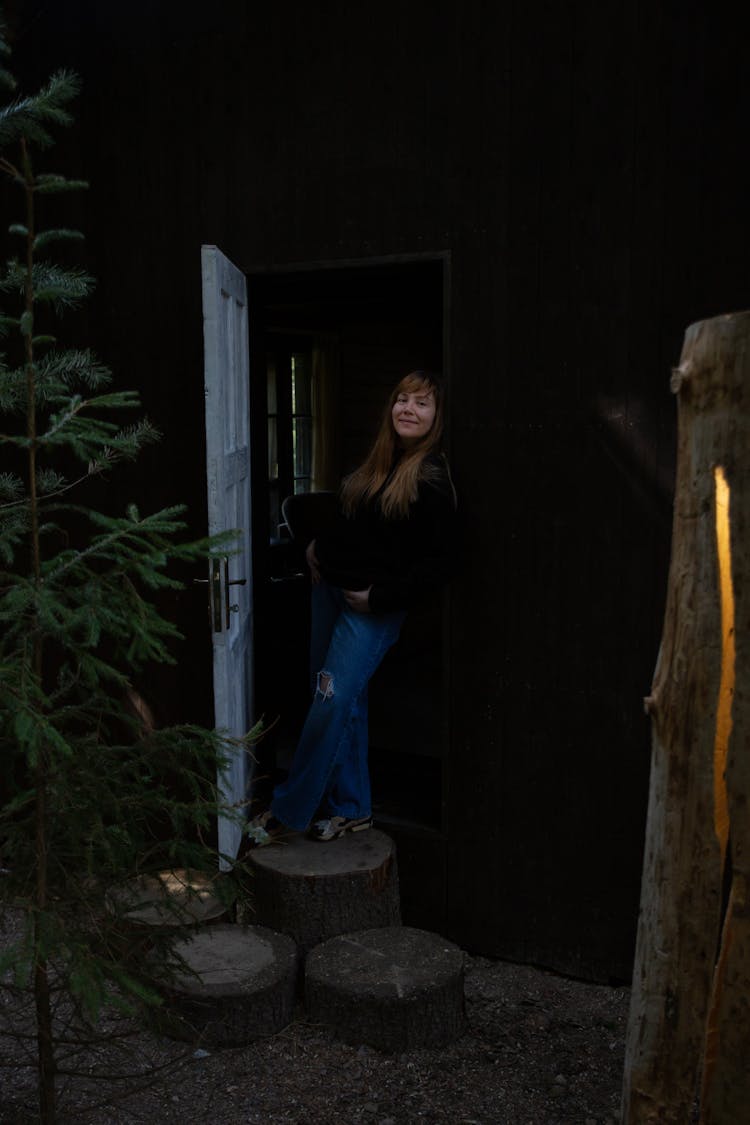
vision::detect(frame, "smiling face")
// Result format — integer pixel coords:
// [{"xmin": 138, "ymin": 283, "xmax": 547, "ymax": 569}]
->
[{"xmin": 391, "ymin": 386, "xmax": 437, "ymax": 446}]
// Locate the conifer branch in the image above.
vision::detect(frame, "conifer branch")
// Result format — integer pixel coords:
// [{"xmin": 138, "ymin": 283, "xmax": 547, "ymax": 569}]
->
[{"xmin": 0, "ymin": 464, "xmax": 103, "ymax": 510}]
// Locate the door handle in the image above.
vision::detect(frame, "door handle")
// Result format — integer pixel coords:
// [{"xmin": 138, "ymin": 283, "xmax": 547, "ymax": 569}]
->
[
  {"xmin": 195, "ymin": 558, "xmax": 246, "ymax": 632},
  {"xmin": 224, "ymin": 566, "xmax": 246, "ymax": 629}
]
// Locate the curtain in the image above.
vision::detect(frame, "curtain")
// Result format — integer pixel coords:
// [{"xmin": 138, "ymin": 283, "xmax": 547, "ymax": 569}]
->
[{"xmin": 311, "ymin": 334, "xmax": 341, "ymax": 492}]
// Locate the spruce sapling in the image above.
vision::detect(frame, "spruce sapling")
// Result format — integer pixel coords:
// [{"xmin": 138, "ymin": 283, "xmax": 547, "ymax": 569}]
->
[{"xmin": 0, "ymin": 21, "xmax": 253, "ymax": 1123}]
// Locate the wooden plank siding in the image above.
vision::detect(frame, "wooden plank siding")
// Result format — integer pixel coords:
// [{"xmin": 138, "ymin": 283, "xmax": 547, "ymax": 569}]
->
[{"xmin": 6, "ymin": 0, "xmax": 749, "ymax": 980}]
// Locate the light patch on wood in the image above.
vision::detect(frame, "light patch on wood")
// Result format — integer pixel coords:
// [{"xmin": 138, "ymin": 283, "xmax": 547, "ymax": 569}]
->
[
  {"xmin": 712, "ymin": 465, "xmax": 734, "ymax": 855},
  {"xmin": 699, "ymin": 465, "xmax": 738, "ymax": 1117}
]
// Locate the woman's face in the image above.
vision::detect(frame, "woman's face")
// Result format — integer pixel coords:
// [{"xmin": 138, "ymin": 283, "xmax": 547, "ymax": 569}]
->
[{"xmin": 391, "ymin": 386, "xmax": 437, "ymax": 446}]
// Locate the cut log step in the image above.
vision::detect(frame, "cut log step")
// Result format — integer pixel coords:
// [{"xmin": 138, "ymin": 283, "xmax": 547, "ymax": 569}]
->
[
  {"xmin": 305, "ymin": 926, "xmax": 466, "ymax": 1052},
  {"xmin": 248, "ymin": 828, "xmax": 400, "ymax": 954},
  {"xmin": 158, "ymin": 923, "xmax": 298, "ymax": 1047}
]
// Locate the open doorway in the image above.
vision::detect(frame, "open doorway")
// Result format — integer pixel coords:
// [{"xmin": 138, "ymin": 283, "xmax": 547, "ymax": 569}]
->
[{"xmin": 247, "ymin": 256, "xmax": 449, "ymax": 833}]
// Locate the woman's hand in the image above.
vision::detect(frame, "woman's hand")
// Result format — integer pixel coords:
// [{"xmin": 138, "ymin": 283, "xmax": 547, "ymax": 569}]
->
[
  {"xmin": 343, "ymin": 586, "xmax": 372, "ymax": 614},
  {"xmin": 306, "ymin": 539, "xmax": 321, "ymax": 585}
]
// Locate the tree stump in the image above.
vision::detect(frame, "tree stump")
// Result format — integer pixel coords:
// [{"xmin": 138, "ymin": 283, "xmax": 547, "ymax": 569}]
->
[
  {"xmin": 305, "ymin": 926, "xmax": 465, "ymax": 1052},
  {"xmin": 107, "ymin": 868, "xmax": 228, "ymax": 928},
  {"xmin": 621, "ymin": 311, "xmax": 750, "ymax": 1124},
  {"xmin": 248, "ymin": 829, "xmax": 400, "ymax": 954},
  {"xmin": 159, "ymin": 923, "xmax": 298, "ymax": 1047}
]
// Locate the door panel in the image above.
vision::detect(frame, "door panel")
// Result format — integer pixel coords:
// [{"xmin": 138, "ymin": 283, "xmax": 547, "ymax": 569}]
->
[{"xmin": 201, "ymin": 244, "xmax": 254, "ymax": 862}]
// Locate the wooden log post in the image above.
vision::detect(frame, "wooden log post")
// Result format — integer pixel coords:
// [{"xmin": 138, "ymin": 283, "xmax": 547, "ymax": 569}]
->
[{"xmin": 621, "ymin": 311, "xmax": 750, "ymax": 1123}]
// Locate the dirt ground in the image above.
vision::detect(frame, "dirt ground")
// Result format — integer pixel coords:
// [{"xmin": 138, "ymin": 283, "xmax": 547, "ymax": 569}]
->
[{"xmin": 1, "ymin": 903, "xmax": 629, "ymax": 1125}]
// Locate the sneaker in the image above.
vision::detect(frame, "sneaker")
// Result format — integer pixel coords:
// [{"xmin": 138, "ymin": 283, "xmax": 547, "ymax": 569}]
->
[
  {"xmin": 244, "ymin": 809, "xmax": 285, "ymax": 849},
  {"xmin": 309, "ymin": 814, "xmax": 373, "ymax": 842}
]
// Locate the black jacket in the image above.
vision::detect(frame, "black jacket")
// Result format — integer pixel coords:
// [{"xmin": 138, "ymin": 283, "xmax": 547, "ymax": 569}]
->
[{"xmin": 315, "ymin": 456, "xmax": 457, "ymax": 614}]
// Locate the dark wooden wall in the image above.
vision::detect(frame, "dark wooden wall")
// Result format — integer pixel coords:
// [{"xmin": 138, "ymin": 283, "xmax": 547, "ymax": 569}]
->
[{"xmin": 7, "ymin": 0, "xmax": 749, "ymax": 981}]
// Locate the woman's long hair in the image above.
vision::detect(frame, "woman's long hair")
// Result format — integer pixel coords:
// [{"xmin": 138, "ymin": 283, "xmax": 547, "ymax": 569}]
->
[{"xmin": 340, "ymin": 371, "xmax": 447, "ymax": 519}]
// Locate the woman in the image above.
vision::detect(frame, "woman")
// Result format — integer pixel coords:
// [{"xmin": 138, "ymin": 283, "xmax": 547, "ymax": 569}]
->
[{"xmin": 247, "ymin": 370, "xmax": 456, "ymax": 847}]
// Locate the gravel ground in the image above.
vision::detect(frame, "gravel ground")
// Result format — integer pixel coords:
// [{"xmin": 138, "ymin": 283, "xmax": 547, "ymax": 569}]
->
[{"xmin": 1, "ymin": 905, "xmax": 629, "ymax": 1125}]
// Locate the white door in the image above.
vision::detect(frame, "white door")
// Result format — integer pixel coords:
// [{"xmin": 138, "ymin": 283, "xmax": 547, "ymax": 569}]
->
[{"xmin": 201, "ymin": 244, "xmax": 254, "ymax": 863}]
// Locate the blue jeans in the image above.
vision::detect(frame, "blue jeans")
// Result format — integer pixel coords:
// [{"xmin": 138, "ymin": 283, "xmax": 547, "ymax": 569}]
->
[{"xmin": 271, "ymin": 581, "xmax": 405, "ymax": 831}]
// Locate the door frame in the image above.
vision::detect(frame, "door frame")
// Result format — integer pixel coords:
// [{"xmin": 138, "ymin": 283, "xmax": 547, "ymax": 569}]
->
[{"xmin": 244, "ymin": 250, "xmax": 453, "ymax": 831}]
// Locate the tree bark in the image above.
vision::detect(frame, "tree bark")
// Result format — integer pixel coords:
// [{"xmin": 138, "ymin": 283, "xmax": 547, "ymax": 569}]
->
[
  {"xmin": 621, "ymin": 311, "xmax": 750, "ymax": 1123},
  {"xmin": 698, "ymin": 315, "xmax": 750, "ymax": 1122}
]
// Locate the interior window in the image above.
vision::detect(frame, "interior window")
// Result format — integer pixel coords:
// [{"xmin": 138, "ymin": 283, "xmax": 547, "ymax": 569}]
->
[
  {"xmin": 266, "ymin": 334, "xmax": 341, "ymax": 542},
  {"xmin": 266, "ymin": 339, "xmax": 313, "ymax": 542},
  {"xmin": 291, "ymin": 352, "xmax": 312, "ymax": 495},
  {"xmin": 267, "ymin": 357, "xmax": 280, "ymax": 535}
]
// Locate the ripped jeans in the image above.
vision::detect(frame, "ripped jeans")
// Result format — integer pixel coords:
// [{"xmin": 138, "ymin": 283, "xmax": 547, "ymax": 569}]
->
[{"xmin": 270, "ymin": 580, "xmax": 405, "ymax": 831}]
